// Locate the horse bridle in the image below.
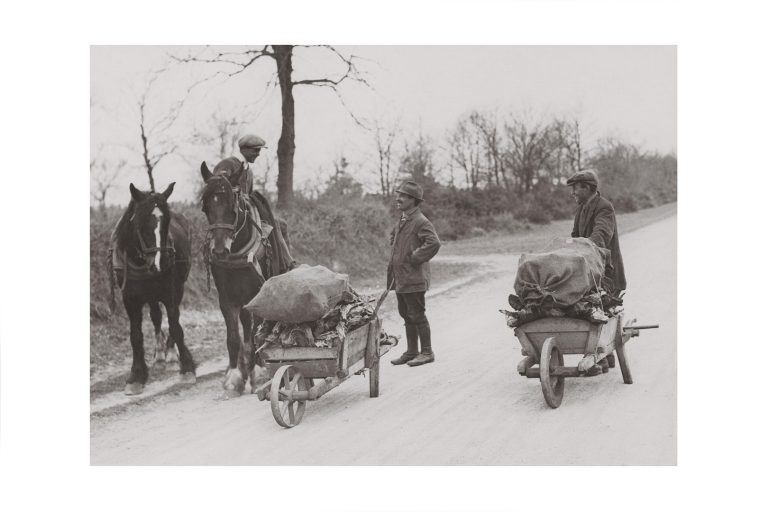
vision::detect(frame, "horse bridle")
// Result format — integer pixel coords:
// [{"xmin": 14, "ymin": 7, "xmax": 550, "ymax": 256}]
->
[
  {"xmin": 130, "ymin": 209, "xmax": 175, "ymax": 261},
  {"xmin": 203, "ymin": 175, "xmax": 249, "ymax": 246}
]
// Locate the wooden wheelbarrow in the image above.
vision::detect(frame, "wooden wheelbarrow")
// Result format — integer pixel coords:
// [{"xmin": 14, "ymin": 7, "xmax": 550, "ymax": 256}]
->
[{"xmin": 513, "ymin": 313, "xmax": 658, "ymax": 408}]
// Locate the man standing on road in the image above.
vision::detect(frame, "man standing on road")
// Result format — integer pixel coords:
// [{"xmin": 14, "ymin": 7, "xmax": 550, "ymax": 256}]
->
[
  {"xmin": 388, "ymin": 181, "xmax": 441, "ymax": 367},
  {"xmin": 567, "ymin": 170, "xmax": 626, "ymax": 295}
]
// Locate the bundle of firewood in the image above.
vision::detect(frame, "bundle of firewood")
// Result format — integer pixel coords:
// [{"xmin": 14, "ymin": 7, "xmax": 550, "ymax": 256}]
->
[
  {"xmin": 500, "ymin": 290, "xmax": 624, "ymax": 328},
  {"xmin": 254, "ymin": 290, "xmax": 379, "ymax": 349}
]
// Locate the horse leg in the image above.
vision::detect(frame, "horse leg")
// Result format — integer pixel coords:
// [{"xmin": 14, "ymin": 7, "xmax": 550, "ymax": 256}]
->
[
  {"xmin": 149, "ymin": 302, "xmax": 169, "ymax": 368},
  {"xmin": 163, "ymin": 298, "xmax": 196, "ymax": 385},
  {"xmin": 221, "ymin": 304, "xmax": 245, "ymax": 395},
  {"xmin": 124, "ymin": 299, "xmax": 148, "ymax": 395},
  {"xmin": 238, "ymin": 308, "xmax": 258, "ymax": 391},
  {"xmin": 249, "ymin": 315, "xmax": 269, "ymax": 392}
]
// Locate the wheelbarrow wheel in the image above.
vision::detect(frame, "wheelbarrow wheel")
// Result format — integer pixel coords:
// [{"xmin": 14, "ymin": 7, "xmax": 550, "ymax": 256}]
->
[
  {"xmin": 540, "ymin": 337, "xmax": 565, "ymax": 409},
  {"xmin": 270, "ymin": 365, "xmax": 307, "ymax": 428}
]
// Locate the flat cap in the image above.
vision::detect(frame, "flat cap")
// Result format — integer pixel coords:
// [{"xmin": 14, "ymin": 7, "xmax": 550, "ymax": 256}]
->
[
  {"xmin": 396, "ymin": 180, "xmax": 424, "ymax": 200},
  {"xmin": 238, "ymin": 134, "xmax": 268, "ymax": 149},
  {"xmin": 566, "ymin": 170, "xmax": 599, "ymax": 188}
]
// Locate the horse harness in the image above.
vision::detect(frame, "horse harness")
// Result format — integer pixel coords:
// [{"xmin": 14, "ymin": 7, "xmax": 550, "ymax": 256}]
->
[
  {"xmin": 203, "ymin": 183, "xmax": 275, "ymax": 286},
  {"xmin": 107, "ymin": 212, "xmax": 189, "ymax": 310}
]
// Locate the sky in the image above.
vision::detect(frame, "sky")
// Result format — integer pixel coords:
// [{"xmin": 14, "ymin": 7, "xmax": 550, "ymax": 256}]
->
[{"xmin": 90, "ymin": 45, "xmax": 676, "ymax": 206}]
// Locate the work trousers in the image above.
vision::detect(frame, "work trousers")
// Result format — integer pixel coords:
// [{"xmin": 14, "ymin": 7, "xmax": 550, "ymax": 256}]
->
[{"xmin": 396, "ymin": 291, "xmax": 432, "ymax": 355}]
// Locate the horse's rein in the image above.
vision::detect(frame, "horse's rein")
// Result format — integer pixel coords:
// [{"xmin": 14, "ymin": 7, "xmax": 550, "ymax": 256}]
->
[
  {"xmin": 204, "ymin": 188, "xmax": 249, "ymax": 243},
  {"xmin": 134, "ymin": 223, "xmax": 175, "ymax": 257}
]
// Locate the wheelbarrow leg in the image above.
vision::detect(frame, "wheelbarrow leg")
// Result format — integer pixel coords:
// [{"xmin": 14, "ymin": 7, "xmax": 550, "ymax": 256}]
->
[{"xmin": 615, "ymin": 339, "xmax": 633, "ymax": 384}]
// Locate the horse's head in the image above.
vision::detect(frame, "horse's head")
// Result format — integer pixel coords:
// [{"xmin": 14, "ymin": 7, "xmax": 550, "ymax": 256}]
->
[
  {"xmin": 126, "ymin": 182, "xmax": 175, "ymax": 273},
  {"xmin": 200, "ymin": 160, "xmax": 246, "ymax": 259}
]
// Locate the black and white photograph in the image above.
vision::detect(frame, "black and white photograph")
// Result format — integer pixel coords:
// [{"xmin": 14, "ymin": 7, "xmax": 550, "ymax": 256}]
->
[
  {"xmin": 3, "ymin": 1, "xmax": 768, "ymax": 511},
  {"xmin": 89, "ymin": 45, "xmax": 676, "ymax": 465}
]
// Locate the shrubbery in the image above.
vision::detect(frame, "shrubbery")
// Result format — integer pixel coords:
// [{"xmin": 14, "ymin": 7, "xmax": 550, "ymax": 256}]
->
[{"xmin": 91, "ymin": 141, "xmax": 676, "ymax": 324}]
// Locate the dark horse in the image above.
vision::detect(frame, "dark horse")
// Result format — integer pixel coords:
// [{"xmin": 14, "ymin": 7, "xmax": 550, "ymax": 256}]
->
[
  {"xmin": 200, "ymin": 158, "xmax": 294, "ymax": 396},
  {"xmin": 111, "ymin": 182, "xmax": 196, "ymax": 395}
]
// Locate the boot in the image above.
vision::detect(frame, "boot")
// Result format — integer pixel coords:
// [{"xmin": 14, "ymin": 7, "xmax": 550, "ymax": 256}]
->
[
  {"xmin": 391, "ymin": 324, "xmax": 419, "ymax": 365},
  {"xmin": 408, "ymin": 322, "xmax": 435, "ymax": 366}
]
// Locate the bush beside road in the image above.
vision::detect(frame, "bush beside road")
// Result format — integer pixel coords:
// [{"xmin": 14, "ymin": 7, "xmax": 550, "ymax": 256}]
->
[{"xmin": 90, "ymin": 200, "xmax": 676, "ymax": 386}]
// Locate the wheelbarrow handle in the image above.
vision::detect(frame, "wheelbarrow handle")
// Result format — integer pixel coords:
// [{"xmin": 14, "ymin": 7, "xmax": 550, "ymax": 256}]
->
[
  {"xmin": 622, "ymin": 324, "xmax": 659, "ymax": 331},
  {"xmin": 372, "ymin": 278, "xmax": 395, "ymax": 317}
]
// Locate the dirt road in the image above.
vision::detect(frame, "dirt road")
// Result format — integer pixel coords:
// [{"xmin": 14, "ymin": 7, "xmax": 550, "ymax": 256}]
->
[{"xmin": 91, "ymin": 215, "xmax": 676, "ymax": 465}]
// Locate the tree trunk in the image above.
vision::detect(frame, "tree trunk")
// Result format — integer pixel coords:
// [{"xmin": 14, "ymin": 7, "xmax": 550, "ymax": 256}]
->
[{"xmin": 273, "ymin": 45, "xmax": 296, "ymax": 209}]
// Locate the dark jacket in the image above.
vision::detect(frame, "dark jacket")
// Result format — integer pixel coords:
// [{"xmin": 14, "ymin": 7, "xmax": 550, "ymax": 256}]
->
[
  {"xmin": 571, "ymin": 193, "xmax": 626, "ymax": 292},
  {"xmin": 387, "ymin": 208, "xmax": 441, "ymax": 293}
]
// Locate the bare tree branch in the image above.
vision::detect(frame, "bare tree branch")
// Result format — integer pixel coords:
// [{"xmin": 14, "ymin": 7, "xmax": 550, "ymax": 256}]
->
[{"xmin": 171, "ymin": 45, "xmax": 273, "ymax": 78}]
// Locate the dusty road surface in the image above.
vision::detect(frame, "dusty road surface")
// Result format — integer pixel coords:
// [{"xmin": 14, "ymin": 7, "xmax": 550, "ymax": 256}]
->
[{"xmin": 91, "ymin": 216, "xmax": 676, "ymax": 465}]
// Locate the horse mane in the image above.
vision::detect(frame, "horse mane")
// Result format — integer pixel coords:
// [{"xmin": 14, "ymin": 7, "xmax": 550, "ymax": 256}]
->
[{"xmin": 113, "ymin": 200, "xmax": 137, "ymax": 252}]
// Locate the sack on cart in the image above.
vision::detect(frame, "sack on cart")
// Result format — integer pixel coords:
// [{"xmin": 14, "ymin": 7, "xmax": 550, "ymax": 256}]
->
[
  {"xmin": 514, "ymin": 237, "xmax": 609, "ymax": 308},
  {"xmin": 246, "ymin": 264, "xmax": 353, "ymax": 323}
]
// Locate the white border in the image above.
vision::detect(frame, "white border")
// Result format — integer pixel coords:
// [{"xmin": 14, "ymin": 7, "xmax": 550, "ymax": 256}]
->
[{"xmin": 2, "ymin": 0, "xmax": 766, "ymax": 511}]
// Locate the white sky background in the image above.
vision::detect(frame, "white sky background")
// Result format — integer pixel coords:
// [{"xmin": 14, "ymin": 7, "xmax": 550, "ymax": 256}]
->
[{"xmin": 90, "ymin": 45, "xmax": 676, "ymax": 206}]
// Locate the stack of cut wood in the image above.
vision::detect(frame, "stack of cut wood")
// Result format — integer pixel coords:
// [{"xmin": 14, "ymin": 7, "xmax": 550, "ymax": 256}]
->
[{"xmin": 500, "ymin": 290, "xmax": 624, "ymax": 328}]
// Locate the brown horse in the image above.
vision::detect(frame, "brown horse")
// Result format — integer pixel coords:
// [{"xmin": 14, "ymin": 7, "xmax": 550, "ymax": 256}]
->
[
  {"xmin": 112, "ymin": 183, "xmax": 196, "ymax": 395},
  {"xmin": 199, "ymin": 159, "xmax": 294, "ymax": 396}
]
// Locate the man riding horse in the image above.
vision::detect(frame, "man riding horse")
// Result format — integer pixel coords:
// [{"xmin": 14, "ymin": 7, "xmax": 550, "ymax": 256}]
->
[
  {"xmin": 235, "ymin": 134, "xmax": 294, "ymax": 268},
  {"xmin": 200, "ymin": 136, "xmax": 295, "ymax": 396}
]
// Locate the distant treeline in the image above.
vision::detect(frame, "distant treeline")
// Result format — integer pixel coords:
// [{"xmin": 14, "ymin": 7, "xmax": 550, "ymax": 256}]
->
[{"xmin": 91, "ymin": 135, "xmax": 675, "ymax": 321}]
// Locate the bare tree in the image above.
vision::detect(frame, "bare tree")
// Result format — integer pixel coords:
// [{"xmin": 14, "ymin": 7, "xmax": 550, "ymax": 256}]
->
[
  {"xmin": 175, "ymin": 45, "xmax": 369, "ymax": 208},
  {"xmin": 448, "ymin": 113, "xmax": 483, "ymax": 190},
  {"xmin": 373, "ymin": 119, "xmax": 399, "ymax": 198},
  {"xmin": 194, "ymin": 111, "xmax": 246, "ymax": 161},
  {"xmin": 503, "ymin": 117, "xmax": 557, "ymax": 193},
  {"xmin": 399, "ymin": 133, "xmax": 437, "ymax": 187},
  {"xmin": 135, "ymin": 70, "xmax": 189, "ymax": 192},
  {"xmin": 91, "ymin": 157, "xmax": 126, "ymax": 212},
  {"xmin": 252, "ymin": 155, "xmax": 275, "ymax": 195},
  {"xmin": 470, "ymin": 110, "xmax": 509, "ymax": 189},
  {"xmin": 550, "ymin": 118, "xmax": 585, "ymax": 182}
]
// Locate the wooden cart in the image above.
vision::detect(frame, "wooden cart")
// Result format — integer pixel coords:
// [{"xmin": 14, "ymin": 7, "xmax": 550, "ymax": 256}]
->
[
  {"xmin": 252, "ymin": 316, "xmax": 393, "ymax": 427},
  {"xmin": 513, "ymin": 313, "xmax": 658, "ymax": 408}
]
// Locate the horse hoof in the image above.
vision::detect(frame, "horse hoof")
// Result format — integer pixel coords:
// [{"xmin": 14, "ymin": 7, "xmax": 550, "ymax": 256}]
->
[
  {"xmin": 152, "ymin": 360, "xmax": 167, "ymax": 370},
  {"xmin": 179, "ymin": 372, "xmax": 196, "ymax": 385},
  {"xmin": 223, "ymin": 388, "xmax": 242, "ymax": 399},
  {"xmin": 223, "ymin": 369, "xmax": 245, "ymax": 392},
  {"xmin": 124, "ymin": 382, "xmax": 144, "ymax": 395},
  {"xmin": 250, "ymin": 367, "xmax": 269, "ymax": 391}
]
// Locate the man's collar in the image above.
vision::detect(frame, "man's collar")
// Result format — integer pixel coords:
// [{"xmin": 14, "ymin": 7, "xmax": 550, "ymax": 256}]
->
[
  {"xmin": 581, "ymin": 191, "xmax": 599, "ymax": 207},
  {"xmin": 401, "ymin": 206, "xmax": 419, "ymax": 218}
]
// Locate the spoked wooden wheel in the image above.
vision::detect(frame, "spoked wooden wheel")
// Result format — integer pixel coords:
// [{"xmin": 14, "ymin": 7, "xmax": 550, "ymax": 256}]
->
[
  {"xmin": 539, "ymin": 337, "xmax": 565, "ymax": 409},
  {"xmin": 270, "ymin": 365, "xmax": 307, "ymax": 428},
  {"xmin": 369, "ymin": 357, "xmax": 380, "ymax": 398}
]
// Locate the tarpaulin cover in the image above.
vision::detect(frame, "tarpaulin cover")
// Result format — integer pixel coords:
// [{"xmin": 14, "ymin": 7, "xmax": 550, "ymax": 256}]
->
[
  {"xmin": 514, "ymin": 237, "xmax": 609, "ymax": 307},
  {"xmin": 246, "ymin": 264, "xmax": 352, "ymax": 323}
]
